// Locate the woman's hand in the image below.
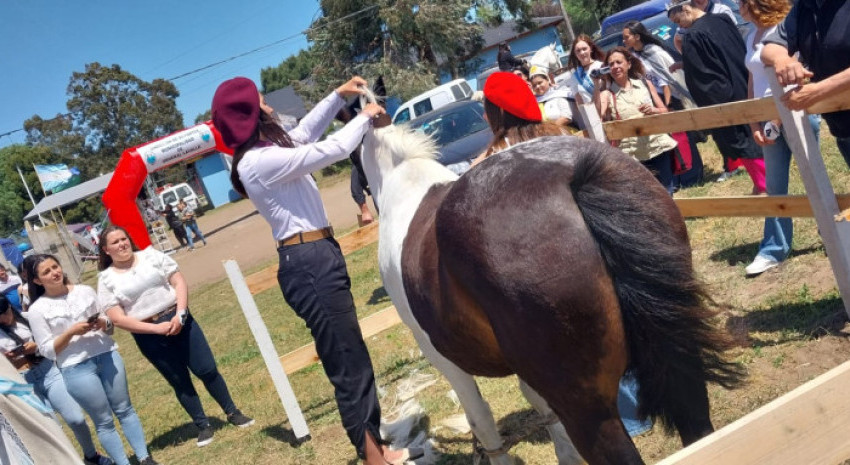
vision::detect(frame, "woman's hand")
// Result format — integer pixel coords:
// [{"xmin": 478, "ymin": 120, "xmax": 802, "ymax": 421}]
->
[
  {"xmin": 336, "ymin": 76, "xmax": 369, "ymax": 98},
  {"xmin": 638, "ymin": 103, "xmax": 656, "ymax": 115},
  {"xmin": 361, "ymin": 103, "xmax": 386, "ymax": 119},
  {"xmin": 750, "ymin": 123, "xmax": 775, "ymax": 146},
  {"xmin": 166, "ymin": 315, "xmax": 184, "ymax": 336},
  {"xmin": 66, "ymin": 321, "xmax": 94, "ymax": 337},
  {"xmin": 22, "ymin": 341, "xmax": 38, "ymax": 355},
  {"xmin": 774, "ymin": 57, "xmax": 813, "ymax": 87},
  {"xmin": 781, "ymin": 82, "xmax": 822, "ymax": 111},
  {"xmin": 153, "ymin": 322, "xmax": 171, "ymax": 336}
]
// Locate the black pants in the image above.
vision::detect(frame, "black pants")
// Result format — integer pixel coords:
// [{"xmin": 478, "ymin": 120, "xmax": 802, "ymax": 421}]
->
[
  {"xmin": 277, "ymin": 238, "xmax": 381, "ymax": 459},
  {"xmin": 133, "ymin": 314, "xmax": 237, "ymax": 429}
]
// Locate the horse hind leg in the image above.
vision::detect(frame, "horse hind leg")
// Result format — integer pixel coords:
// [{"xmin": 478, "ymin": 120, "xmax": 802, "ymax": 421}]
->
[{"xmin": 518, "ymin": 380, "xmax": 583, "ymax": 465}]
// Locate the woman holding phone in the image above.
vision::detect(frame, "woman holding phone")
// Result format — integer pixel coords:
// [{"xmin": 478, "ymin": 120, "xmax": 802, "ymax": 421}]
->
[
  {"xmin": 97, "ymin": 225, "xmax": 252, "ymax": 448},
  {"xmin": 25, "ymin": 254, "xmax": 158, "ymax": 465}
]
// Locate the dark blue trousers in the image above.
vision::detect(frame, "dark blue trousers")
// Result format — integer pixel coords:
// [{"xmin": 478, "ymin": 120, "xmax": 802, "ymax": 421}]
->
[
  {"xmin": 133, "ymin": 314, "xmax": 237, "ymax": 429},
  {"xmin": 277, "ymin": 237, "xmax": 381, "ymax": 459}
]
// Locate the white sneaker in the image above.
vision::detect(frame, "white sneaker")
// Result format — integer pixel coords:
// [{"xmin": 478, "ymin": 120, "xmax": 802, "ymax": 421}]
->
[
  {"xmin": 746, "ymin": 255, "xmax": 780, "ymax": 276},
  {"xmin": 715, "ymin": 170, "xmax": 735, "ymax": 182}
]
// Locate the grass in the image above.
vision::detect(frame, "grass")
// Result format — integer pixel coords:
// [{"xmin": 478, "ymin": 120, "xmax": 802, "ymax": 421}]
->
[{"xmin": 74, "ymin": 127, "xmax": 850, "ymax": 464}]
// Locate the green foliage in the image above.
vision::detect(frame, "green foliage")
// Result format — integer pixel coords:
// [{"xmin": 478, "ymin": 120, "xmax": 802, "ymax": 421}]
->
[
  {"xmin": 25, "ymin": 62, "xmax": 184, "ymax": 180},
  {"xmin": 260, "ymin": 48, "xmax": 317, "ymax": 94},
  {"xmin": 0, "ymin": 145, "xmax": 56, "ymax": 235},
  {"xmin": 290, "ymin": 0, "xmax": 537, "ymax": 104}
]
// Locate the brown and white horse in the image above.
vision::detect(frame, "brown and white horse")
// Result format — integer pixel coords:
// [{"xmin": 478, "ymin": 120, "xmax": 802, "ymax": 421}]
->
[{"xmin": 360, "ymin": 123, "xmax": 742, "ymax": 464}]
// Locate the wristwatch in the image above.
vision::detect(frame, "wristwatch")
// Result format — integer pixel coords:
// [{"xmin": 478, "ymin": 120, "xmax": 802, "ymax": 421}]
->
[{"xmin": 177, "ymin": 309, "xmax": 188, "ymax": 326}]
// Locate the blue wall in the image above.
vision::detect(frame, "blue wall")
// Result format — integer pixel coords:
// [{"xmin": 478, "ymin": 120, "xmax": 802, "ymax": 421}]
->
[
  {"xmin": 195, "ymin": 153, "xmax": 240, "ymax": 208},
  {"xmin": 440, "ymin": 26, "xmax": 564, "ymax": 88}
]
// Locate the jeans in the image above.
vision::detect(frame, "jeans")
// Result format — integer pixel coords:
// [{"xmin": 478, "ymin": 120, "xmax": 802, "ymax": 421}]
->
[
  {"xmin": 277, "ymin": 237, "xmax": 382, "ymax": 459},
  {"xmin": 184, "ymin": 220, "xmax": 206, "ymax": 248},
  {"xmin": 61, "ymin": 350, "xmax": 150, "ymax": 465},
  {"xmin": 25, "ymin": 359, "xmax": 97, "ymax": 458},
  {"xmin": 756, "ymin": 114, "xmax": 822, "ymax": 262},
  {"xmin": 132, "ymin": 314, "xmax": 236, "ymax": 429},
  {"xmin": 618, "ymin": 373, "xmax": 652, "ymax": 437},
  {"xmin": 642, "ymin": 150, "xmax": 675, "ymax": 195}
]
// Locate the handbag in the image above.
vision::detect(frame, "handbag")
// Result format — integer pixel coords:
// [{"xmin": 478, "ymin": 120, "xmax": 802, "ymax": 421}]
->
[{"xmin": 670, "ymin": 131, "xmax": 693, "ymax": 175}]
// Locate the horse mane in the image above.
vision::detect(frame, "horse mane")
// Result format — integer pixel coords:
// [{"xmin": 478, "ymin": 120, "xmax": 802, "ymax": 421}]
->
[{"xmin": 372, "ymin": 124, "xmax": 440, "ymax": 165}]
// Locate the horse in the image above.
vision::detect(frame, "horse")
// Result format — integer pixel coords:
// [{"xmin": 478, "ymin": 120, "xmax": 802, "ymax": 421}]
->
[
  {"xmin": 528, "ymin": 43, "xmax": 562, "ymax": 75},
  {"xmin": 359, "ymin": 110, "xmax": 743, "ymax": 463}
]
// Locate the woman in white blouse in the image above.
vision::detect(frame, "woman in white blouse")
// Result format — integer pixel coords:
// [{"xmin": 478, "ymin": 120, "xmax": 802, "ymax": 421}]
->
[
  {"xmin": 97, "ymin": 225, "xmax": 252, "ymax": 448},
  {"xmin": 25, "ymin": 254, "xmax": 158, "ymax": 465}
]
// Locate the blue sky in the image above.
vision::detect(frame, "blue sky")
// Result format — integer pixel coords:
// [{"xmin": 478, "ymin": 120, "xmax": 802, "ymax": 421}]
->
[{"xmin": 0, "ymin": 1, "xmax": 318, "ymax": 149}]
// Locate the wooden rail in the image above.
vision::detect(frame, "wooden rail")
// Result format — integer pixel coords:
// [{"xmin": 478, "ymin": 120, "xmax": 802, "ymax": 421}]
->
[{"xmin": 661, "ymin": 360, "xmax": 850, "ymax": 465}]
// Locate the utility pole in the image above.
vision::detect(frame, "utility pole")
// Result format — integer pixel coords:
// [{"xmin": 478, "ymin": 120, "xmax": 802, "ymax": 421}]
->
[{"xmin": 17, "ymin": 165, "xmax": 45, "ymax": 227}]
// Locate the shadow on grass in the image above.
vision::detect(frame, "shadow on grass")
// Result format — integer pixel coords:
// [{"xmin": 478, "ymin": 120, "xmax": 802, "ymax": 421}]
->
[
  {"xmin": 709, "ymin": 242, "xmax": 823, "ymax": 266},
  {"xmin": 726, "ymin": 294, "xmax": 847, "ymax": 347},
  {"xmin": 148, "ymin": 417, "xmax": 227, "ymax": 450},
  {"xmin": 260, "ymin": 423, "xmax": 312, "ymax": 447},
  {"xmin": 203, "ymin": 210, "xmax": 260, "ymax": 238},
  {"xmin": 367, "ymin": 287, "xmax": 389, "ymax": 306}
]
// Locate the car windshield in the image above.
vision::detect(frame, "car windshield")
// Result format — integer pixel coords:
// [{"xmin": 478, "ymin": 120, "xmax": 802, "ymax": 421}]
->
[
  {"xmin": 162, "ymin": 191, "xmax": 177, "ymax": 205},
  {"xmin": 409, "ymin": 104, "xmax": 489, "ymax": 146}
]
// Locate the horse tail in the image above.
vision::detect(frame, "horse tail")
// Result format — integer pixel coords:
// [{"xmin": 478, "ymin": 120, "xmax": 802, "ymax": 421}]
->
[{"xmin": 567, "ymin": 142, "xmax": 744, "ymax": 431}]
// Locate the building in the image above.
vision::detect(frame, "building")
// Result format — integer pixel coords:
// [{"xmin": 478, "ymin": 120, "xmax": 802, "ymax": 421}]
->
[{"xmin": 442, "ymin": 16, "xmax": 566, "ymax": 89}]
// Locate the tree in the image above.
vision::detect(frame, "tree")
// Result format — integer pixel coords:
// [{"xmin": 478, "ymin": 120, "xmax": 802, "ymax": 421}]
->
[
  {"xmin": 260, "ymin": 49, "xmax": 317, "ymax": 94},
  {"xmin": 0, "ymin": 145, "xmax": 57, "ymax": 235},
  {"xmin": 25, "ymin": 63, "xmax": 184, "ymax": 179}
]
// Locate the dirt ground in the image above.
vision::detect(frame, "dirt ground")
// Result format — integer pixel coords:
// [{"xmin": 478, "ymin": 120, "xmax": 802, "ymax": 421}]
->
[{"xmin": 166, "ymin": 177, "xmax": 373, "ymax": 288}]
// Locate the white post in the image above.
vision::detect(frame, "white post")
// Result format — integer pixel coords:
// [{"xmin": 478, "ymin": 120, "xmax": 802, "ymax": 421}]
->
[
  {"xmin": 577, "ymin": 101, "xmax": 607, "ymax": 143},
  {"xmin": 767, "ymin": 70, "xmax": 850, "ymax": 317},
  {"xmin": 223, "ymin": 260, "xmax": 311, "ymax": 439}
]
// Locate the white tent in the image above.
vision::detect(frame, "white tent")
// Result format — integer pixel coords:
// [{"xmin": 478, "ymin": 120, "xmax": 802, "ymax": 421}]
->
[{"xmin": 24, "ymin": 172, "xmax": 113, "ymax": 221}]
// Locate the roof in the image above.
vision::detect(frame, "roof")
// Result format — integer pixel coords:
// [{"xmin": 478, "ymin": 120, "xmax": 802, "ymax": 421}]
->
[
  {"xmin": 24, "ymin": 172, "xmax": 113, "ymax": 221},
  {"xmin": 263, "ymin": 86, "xmax": 308, "ymax": 120},
  {"xmin": 480, "ymin": 16, "xmax": 564, "ymax": 51}
]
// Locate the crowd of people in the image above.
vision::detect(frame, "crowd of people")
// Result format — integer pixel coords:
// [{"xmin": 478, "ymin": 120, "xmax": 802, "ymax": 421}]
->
[{"xmin": 0, "ymin": 233, "xmax": 254, "ymax": 464}]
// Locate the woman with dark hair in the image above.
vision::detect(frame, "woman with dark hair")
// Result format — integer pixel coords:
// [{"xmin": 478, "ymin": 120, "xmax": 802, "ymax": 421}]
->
[
  {"xmin": 25, "ymin": 254, "xmax": 158, "ymax": 465},
  {"xmin": 595, "ymin": 47, "xmax": 678, "ymax": 193},
  {"xmin": 211, "ymin": 76, "xmax": 420, "ymax": 465},
  {"xmin": 96, "ymin": 225, "xmax": 252, "ymax": 448},
  {"xmin": 623, "ymin": 20, "xmax": 705, "ymax": 188},
  {"xmin": 668, "ymin": 0, "xmax": 767, "ymax": 194},
  {"xmin": 0, "ymin": 294, "xmax": 113, "ymax": 465},
  {"xmin": 565, "ymin": 34, "xmax": 606, "ymax": 103}
]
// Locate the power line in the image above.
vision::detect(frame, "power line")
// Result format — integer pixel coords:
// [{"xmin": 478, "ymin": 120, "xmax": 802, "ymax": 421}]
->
[{"xmin": 1, "ymin": 4, "xmax": 381, "ymax": 140}]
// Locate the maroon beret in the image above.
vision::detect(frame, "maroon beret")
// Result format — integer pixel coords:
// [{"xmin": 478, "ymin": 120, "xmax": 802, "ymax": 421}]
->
[
  {"xmin": 483, "ymin": 72, "xmax": 542, "ymax": 122},
  {"xmin": 211, "ymin": 77, "xmax": 260, "ymax": 149}
]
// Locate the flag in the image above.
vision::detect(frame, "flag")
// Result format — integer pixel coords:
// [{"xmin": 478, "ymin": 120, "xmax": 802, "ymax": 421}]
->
[{"xmin": 33, "ymin": 164, "xmax": 81, "ymax": 194}]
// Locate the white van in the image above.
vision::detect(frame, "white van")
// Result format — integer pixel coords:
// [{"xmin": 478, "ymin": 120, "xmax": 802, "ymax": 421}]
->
[
  {"xmin": 392, "ymin": 79, "xmax": 474, "ymax": 124},
  {"xmin": 155, "ymin": 183, "xmax": 202, "ymax": 213}
]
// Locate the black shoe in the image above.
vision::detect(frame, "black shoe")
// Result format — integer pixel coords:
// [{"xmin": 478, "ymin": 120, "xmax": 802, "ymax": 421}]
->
[
  {"xmin": 139, "ymin": 457, "xmax": 160, "ymax": 465},
  {"xmin": 83, "ymin": 453, "xmax": 114, "ymax": 465},
  {"xmin": 227, "ymin": 410, "xmax": 255, "ymax": 428},
  {"xmin": 197, "ymin": 426, "xmax": 214, "ymax": 447}
]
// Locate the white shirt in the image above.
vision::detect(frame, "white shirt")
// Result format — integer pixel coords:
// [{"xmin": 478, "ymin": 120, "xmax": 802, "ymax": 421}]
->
[
  {"xmin": 746, "ymin": 26, "xmax": 777, "ymax": 98},
  {"xmin": 0, "ymin": 322, "xmax": 32, "ymax": 352},
  {"xmin": 0, "ymin": 275, "xmax": 21, "ymax": 295},
  {"xmin": 238, "ymin": 91, "xmax": 372, "ymax": 241},
  {"xmin": 97, "ymin": 247, "xmax": 178, "ymax": 321},
  {"xmin": 27, "ymin": 285, "xmax": 117, "ymax": 368}
]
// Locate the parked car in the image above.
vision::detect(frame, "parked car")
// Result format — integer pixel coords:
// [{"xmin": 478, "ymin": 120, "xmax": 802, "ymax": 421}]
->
[
  {"xmin": 596, "ymin": 0, "xmax": 749, "ymax": 57},
  {"xmin": 154, "ymin": 182, "xmax": 203, "ymax": 214},
  {"xmin": 404, "ymin": 100, "xmax": 491, "ymax": 174},
  {"xmin": 392, "ymin": 79, "xmax": 474, "ymax": 124}
]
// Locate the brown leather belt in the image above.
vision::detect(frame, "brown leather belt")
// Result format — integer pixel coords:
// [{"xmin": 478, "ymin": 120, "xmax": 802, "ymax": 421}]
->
[
  {"xmin": 277, "ymin": 227, "xmax": 333, "ymax": 248},
  {"xmin": 142, "ymin": 305, "xmax": 177, "ymax": 323}
]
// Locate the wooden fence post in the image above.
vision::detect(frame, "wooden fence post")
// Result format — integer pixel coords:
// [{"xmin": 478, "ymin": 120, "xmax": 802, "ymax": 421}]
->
[
  {"xmin": 577, "ymin": 101, "xmax": 607, "ymax": 143},
  {"xmin": 767, "ymin": 70, "xmax": 850, "ymax": 317}
]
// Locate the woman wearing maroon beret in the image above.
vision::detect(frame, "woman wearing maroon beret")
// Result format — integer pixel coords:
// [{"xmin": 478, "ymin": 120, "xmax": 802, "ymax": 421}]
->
[{"xmin": 211, "ymin": 76, "xmax": 420, "ymax": 465}]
